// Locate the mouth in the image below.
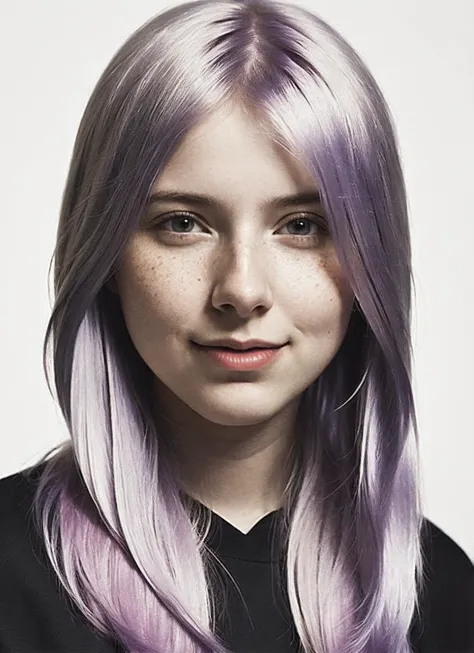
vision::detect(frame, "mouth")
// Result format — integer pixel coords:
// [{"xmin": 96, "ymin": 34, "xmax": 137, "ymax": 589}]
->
[
  {"xmin": 190, "ymin": 341, "xmax": 287, "ymax": 370},
  {"xmin": 192, "ymin": 342, "xmax": 285, "ymax": 351}
]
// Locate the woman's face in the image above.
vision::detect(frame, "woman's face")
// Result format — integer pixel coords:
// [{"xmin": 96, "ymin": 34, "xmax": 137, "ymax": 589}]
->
[{"xmin": 112, "ymin": 102, "xmax": 354, "ymax": 429}]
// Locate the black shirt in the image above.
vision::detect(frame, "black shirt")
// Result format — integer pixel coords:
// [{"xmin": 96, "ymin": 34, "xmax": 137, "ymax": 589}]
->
[{"xmin": 0, "ymin": 463, "xmax": 473, "ymax": 653}]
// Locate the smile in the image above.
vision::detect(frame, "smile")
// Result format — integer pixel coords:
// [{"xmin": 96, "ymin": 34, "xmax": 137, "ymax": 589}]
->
[{"xmin": 192, "ymin": 342, "xmax": 286, "ymax": 371}]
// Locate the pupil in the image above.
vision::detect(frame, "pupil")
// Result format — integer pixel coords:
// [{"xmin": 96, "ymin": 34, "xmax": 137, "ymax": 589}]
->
[
  {"xmin": 293, "ymin": 219, "xmax": 309, "ymax": 234},
  {"xmin": 174, "ymin": 217, "xmax": 192, "ymax": 232}
]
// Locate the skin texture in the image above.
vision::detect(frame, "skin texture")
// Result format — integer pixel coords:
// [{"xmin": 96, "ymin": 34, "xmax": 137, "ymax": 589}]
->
[{"xmin": 111, "ymin": 102, "xmax": 354, "ymax": 532}]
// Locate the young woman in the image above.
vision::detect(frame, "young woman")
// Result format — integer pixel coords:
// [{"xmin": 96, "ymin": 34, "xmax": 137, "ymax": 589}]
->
[{"xmin": 0, "ymin": 1, "xmax": 472, "ymax": 652}]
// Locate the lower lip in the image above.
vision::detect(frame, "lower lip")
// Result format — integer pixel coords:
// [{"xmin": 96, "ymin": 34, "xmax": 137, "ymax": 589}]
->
[{"xmin": 193, "ymin": 343, "xmax": 286, "ymax": 370}]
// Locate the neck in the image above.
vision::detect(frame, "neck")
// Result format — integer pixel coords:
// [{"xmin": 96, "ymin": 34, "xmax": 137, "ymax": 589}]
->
[{"xmin": 152, "ymin": 381, "xmax": 300, "ymax": 524}]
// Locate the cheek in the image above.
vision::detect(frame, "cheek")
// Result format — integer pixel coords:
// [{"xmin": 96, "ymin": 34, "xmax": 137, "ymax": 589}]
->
[
  {"xmin": 280, "ymin": 254, "xmax": 354, "ymax": 336},
  {"xmin": 116, "ymin": 253, "xmax": 203, "ymax": 344}
]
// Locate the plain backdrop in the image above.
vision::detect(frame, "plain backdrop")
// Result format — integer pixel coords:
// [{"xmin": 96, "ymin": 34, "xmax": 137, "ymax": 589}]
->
[{"xmin": 0, "ymin": 0, "xmax": 473, "ymax": 560}]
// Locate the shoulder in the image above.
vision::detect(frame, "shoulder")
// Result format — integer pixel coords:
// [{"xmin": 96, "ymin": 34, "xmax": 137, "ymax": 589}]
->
[
  {"xmin": 412, "ymin": 517, "xmax": 474, "ymax": 651},
  {"xmin": 420, "ymin": 517, "xmax": 473, "ymax": 591},
  {"xmin": 0, "ymin": 463, "xmax": 120, "ymax": 652},
  {"xmin": 0, "ymin": 462, "xmax": 46, "ymax": 523},
  {"xmin": 0, "ymin": 462, "xmax": 47, "ymax": 564}
]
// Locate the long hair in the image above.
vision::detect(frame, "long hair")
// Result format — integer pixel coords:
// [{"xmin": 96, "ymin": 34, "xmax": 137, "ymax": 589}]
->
[{"xmin": 26, "ymin": 0, "xmax": 424, "ymax": 651}]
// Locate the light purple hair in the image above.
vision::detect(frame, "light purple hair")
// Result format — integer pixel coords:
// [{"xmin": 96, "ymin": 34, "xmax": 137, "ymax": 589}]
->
[{"xmin": 26, "ymin": 0, "xmax": 424, "ymax": 651}]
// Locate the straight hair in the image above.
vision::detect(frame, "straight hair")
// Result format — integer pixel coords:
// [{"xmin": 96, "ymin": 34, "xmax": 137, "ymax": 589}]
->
[{"xmin": 26, "ymin": 1, "xmax": 424, "ymax": 651}]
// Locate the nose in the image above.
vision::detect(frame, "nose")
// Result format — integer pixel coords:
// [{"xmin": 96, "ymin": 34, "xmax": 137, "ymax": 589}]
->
[{"xmin": 210, "ymin": 240, "xmax": 273, "ymax": 318}]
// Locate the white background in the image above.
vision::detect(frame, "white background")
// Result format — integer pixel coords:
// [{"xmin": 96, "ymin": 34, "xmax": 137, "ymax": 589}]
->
[{"xmin": 0, "ymin": 0, "xmax": 472, "ymax": 560}]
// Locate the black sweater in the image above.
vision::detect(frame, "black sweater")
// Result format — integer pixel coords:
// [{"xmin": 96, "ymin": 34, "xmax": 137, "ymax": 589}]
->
[{"xmin": 0, "ymin": 463, "xmax": 473, "ymax": 653}]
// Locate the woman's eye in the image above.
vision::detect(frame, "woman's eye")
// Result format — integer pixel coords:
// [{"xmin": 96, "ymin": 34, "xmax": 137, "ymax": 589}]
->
[
  {"xmin": 278, "ymin": 215, "xmax": 327, "ymax": 238},
  {"xmin": 154, "ymin": 212, "xmax": 202, "ymax": 233}
]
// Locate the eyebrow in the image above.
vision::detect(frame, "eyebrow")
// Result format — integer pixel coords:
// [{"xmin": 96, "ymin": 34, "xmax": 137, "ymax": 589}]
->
[{"xmin": 145, "ymin": 189, "xmax": 322, "ymax": 211}]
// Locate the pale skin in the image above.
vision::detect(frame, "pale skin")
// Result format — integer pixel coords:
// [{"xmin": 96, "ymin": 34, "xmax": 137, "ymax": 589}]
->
[{"xmin": 109, "ymin": 101, "xmax": 354, "ymax": 533}]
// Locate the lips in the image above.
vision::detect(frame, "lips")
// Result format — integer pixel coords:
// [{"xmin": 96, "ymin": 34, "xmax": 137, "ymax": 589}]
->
[
  {"xmin": 206, "ymin": 345, "xmax": 279, "ymax": 351},
  {"xmin": 193, "ymin": 341, "xmax": 286, "ymax": 371},
  {"xmin": 193, "ymin": 342, "xmax": 282, "ymax": 351}
]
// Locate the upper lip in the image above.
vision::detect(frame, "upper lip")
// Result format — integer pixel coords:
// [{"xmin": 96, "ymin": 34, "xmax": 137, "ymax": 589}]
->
[{"xmin": 194, "ymin": 338, "xmax": 286, "ymax": 350}]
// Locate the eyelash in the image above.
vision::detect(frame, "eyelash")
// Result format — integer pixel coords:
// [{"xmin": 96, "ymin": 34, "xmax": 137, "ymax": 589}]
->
[{"xmin": 151, "ymin": 211, "xmax": 329, "ymax": 241}]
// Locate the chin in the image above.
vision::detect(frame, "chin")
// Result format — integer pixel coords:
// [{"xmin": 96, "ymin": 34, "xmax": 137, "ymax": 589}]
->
[{"xmin": 190, "ymin": 391, "xmax": 296, "ymax": 428}]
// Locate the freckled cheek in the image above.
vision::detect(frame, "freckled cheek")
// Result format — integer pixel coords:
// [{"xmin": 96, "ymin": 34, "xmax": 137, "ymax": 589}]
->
[
  {"xmin": 121, "ymin": 262, "xmax": 205, "ymax": 338},
  {"xmin": 285, "ymin": 264, "xmax": 353, "ymax": 337}
]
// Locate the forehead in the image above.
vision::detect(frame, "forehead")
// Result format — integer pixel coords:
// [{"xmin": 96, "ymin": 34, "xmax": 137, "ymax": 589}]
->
[{"xmin": 152, "ymin": 102, "xmax": 318, "ymax": 201}]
